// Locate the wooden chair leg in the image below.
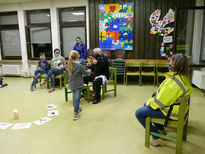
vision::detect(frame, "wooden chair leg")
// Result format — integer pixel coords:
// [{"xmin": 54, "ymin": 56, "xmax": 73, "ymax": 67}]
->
[
  {"xmin": 114, "ymin": 83, "xmax": 117, "ymax": 97},
  {"xmin": 47, "ymin": 79, "xmax": 50, "ymax": 89},
  {"xmin": 176, "ymin": 125, "xmax": 183, "ymax": 154},
  {"xmin": 183, "ymin": 120, "xmax": 188, "ymax": 141},
  {"xmin": 60, "ymin": 78, "xmax": 62, "ymax": 89},
  {"xmin": 140, "ymin": 76, "xmax": 143, "ymax": 86},
  {"xmin": 65, "ymin": 88, "xmax": 68, "ymax": 102},
  {"xmin": 105, "ymin": 84, "xmax": 107, "ymax": 93},
  {"xmin": 126, "ymin": 75, "xmax": 128, "ymax": 85},
  {"xmin": 87, "ymin": 86, "xmax": 90, "ymax": 103},
  {"xmin": 145, "ymin": 117, "xmax": 151, "ymax": 147},
  {"xmin": 102, "ymin": 85, "xmax": 105, "ymax": 99}
]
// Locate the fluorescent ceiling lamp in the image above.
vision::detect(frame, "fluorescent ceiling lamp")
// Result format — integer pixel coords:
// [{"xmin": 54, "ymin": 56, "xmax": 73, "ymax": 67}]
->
[{"xmin": 72, "ymin": 12, "xmax": 84, "ymax": 16}]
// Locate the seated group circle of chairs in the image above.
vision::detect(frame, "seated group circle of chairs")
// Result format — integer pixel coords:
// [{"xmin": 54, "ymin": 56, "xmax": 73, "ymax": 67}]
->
[
  {"xmin": 34, "ymin": 68, "xmax": 117, "ymax": 104},
  {"xmin": 125, "ymin": 61, "xmax": 170, "ymax": 86}
]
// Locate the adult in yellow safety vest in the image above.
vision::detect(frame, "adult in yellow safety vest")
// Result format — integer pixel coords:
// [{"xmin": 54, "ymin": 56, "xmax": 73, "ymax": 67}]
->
[{"xmin": 135, "ymin": 53, "xmax": 192, "ymax": 147}]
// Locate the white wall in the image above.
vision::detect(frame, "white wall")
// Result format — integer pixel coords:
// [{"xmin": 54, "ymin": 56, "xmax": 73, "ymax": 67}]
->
[{"xmin": 0, "ymin": 0, "xmax": 89, "ymax": 76}]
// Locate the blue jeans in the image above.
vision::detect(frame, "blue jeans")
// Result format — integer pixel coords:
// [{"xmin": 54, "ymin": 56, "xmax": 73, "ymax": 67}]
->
[
  {"xmin": 72, "ymin": 88, "xmax": 82, "ymax": 114},
  {"xmin": 135, "ymin": 104, "xmax": 166, "ymax": 139},
  {"xmin": 32, "ymin": 69, "xmax": 47, "ymax": 86},
  {"xmin": 45, "ymin": 69, "xmax": 64, "ymax": 87}
]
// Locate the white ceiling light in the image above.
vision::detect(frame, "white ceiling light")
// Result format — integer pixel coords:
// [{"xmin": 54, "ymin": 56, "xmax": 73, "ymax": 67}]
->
[{"xmin": 72, "ymin": 12, "xmax": 84, "ymax": 16}]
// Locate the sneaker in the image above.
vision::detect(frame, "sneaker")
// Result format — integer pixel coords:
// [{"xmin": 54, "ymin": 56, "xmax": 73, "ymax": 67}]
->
[
  {"xmin": 73, "ymin": 114, "xmax": 80, "ymax": 121},
  {"xmin": 30, "ymin": 85, "xmax": 34, "ymax": 91},
  {"xmin": 92, "ymin": 99, "xmax": 100, "ymax": 104},
  {"xmin": 150, "ymin": 138, "xmax": 164, "ymax": 147}
]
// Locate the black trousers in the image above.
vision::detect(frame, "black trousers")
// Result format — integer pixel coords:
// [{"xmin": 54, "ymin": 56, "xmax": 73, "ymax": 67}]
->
[{"xmin": 83, "ymin": 75, "xmax": 103, "ymax": 101}]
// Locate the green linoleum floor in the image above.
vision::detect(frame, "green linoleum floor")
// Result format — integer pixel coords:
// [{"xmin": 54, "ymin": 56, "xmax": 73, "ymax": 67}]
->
[{"xmin": 0, "ymin": 77, "xmax": 205, "ymax": 154}]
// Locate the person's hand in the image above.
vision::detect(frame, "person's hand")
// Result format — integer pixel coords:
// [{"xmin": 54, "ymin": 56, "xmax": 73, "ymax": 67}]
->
[
  {"xmin": 87, "ymin": 63, "xmax": 91, "ymax": 67},
  {"xmin": 93, "ymin": 59, "xmax": 98, "ymax": 64},
  {"xmin": 56, "ymin": 67, "xmax": 61, "ymax": 70}
]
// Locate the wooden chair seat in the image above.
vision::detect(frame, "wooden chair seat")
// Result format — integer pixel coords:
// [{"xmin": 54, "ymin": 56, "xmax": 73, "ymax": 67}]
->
[{"xmin": 125, "ymin": 62, "xmax": 141, "ymax": 85}]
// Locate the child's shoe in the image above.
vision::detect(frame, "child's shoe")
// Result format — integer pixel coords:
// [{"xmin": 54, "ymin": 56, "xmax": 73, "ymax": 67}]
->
[
  {"xmin": 49, "ymin": 87, "xmax": 55, "ymax": 93},
  {"xmin": 73, "ymin": 114, "xmax": 80, "ymax": 121}
]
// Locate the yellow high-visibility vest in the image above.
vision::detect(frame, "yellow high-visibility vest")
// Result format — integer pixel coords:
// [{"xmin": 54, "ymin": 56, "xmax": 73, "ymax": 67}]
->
[{"xmin": 145, "ymin": 72, "xmax": 192, "ymax": 120}]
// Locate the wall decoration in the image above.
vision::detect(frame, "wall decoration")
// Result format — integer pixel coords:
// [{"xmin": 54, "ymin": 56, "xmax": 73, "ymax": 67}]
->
[
  {"xmin": 99, "ymin": 3, "xmax": 134, "ymax": 49},
  {"xmin": 149, "ymin": 9, "xmax": 175, "ymax": 37},
  {"xmin": 149, "ymin": 8, "xmax": 175, "ymax": 58}
]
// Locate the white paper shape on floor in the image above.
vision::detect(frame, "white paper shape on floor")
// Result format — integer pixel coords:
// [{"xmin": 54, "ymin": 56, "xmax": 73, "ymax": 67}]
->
[
  {"xmin": 45, "ymin": 104, "xmax": 57, "ymax": 110},
  {"xmin": 11, "ymin": 123, "xmax": 32, "ymax": 130},
  {"xmin": 48, "ymin": 110, "xmax": 59, "ymax": 117},
  {"xmin": 0, "ymin": 122, "xmax": 13, "ymax": 130},
  {"xmin": 33, "ymin": 117, "xmax": 52, "ymax": 125}
]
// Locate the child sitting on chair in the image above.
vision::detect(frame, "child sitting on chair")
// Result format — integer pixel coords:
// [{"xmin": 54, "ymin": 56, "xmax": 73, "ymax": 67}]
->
[
  {"xmin": 67, "ymin": 50, "xmax": 90, "ymax": 120},
  {"xmin": 30, "ymin": 52, "xmax": 49, "ymax": 91}
]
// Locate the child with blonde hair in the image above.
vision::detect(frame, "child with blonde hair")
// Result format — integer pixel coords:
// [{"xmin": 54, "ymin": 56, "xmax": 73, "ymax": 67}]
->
[{"xmin": 67, "ymin": 50, "xmax": 90, "ymax": 120}]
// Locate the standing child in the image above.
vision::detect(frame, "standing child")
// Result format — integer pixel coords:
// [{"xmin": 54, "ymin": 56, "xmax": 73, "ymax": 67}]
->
[
  {"xmin": 67, "ymin": 50, "xmax": 90, "ymax": 120},
  {"xmin": 30, "ymin": 53, "xmax": 49, "ymax": 91}
]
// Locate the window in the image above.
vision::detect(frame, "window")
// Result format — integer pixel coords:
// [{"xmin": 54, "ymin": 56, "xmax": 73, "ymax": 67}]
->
[
  {"xmin": 0, "ymin": 12, "xmax": 21, "ymax": 59},
  {"xmin": 26, "ymin": 9, "xmax": 52, "ymax": 59},
  {"xmin": 59, "ymin": 7, "xmax": 86, "ymax": 58},
  {"xmin": 175, "ymin": 7, "xmax": 205, "ymax": 64}
]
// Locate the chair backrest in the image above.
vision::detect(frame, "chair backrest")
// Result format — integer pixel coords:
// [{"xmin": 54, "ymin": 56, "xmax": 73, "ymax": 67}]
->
[
  {"xmin": 156, "ymin": 62, "xmax": 169, "ymax": 73},
  {"xmin": 141, "ymin": 62, "xmax": 155, "ymax": 67},
  {"xmin": 109, "ymin": 67, "xmax": 117, "ymax": 82},
  {"xmin": 125, "ymin": 62, "xmax": 141, "ymax": 67},
  {"xmin": 178, "ymin": 95, "xmax": 190, "ymax": 122},
  {"xmin": 141, "ymin": 62, "xmax": 155, "ymax": 72},
  {"xmin": 63, "ymin": 71, "xmax": 68, "ymax": 85},
  {"xmin": 156, "ymin": 62, "xmax": 169, "ymax": 68}
]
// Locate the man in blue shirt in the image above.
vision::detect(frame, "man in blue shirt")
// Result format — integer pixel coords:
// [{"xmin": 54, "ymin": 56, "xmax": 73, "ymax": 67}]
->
[
  {"xmin": 73, "ymin": 37, "xmax": 87, "ymax": 63},
  {"xmin": 30, "ymin": 53, "xmax": 49, "ymax": 91}
]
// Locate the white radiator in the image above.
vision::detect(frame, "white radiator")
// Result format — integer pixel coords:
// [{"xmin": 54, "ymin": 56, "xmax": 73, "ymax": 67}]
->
[
  {"xmin": 30, "ymin": 65, "xmax": 37, "ymax": 76},
  {"xmin": 2, "ymin": 65, "xmax": 21, "ymax": 75},
  {"xmin": 192, "ymin": 70, "xmax": 205, "ymax": 89}
]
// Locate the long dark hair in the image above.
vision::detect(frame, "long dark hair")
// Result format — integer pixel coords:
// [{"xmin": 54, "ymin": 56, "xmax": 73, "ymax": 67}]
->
[{"xmin": 171, "ymin": 53, "xmax": 190, "ymax": 77}]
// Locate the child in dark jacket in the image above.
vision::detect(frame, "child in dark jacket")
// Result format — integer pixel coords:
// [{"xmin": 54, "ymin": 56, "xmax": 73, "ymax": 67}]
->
[
  {"xmin": 67, "ymin": 50, "xmax": 90, "ymax": 120},
  {"xmin": 30, "ymin": 53, "xmax": 49, "ymax": 91}
]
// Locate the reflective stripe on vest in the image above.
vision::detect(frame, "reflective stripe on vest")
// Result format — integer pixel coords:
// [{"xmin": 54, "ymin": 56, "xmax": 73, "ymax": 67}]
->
[
  {"xmin": 170, "ymin": 77, "xmax": 186, "ymax": 94},
  {"xmin": 163, "ymin": 108, "xmax": 179, "ymax": 118},
  {"xmin": 154, "ymin": 96, "xmax": 166, "ymax": 108}
]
